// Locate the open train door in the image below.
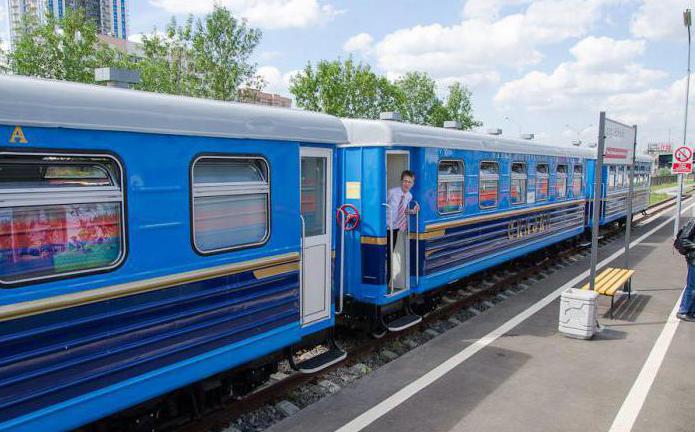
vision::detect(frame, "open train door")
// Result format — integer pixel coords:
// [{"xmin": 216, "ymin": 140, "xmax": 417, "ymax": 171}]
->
[{"xmin": 386, "ymin": 151, "xmax": 410, "ymax": 294}]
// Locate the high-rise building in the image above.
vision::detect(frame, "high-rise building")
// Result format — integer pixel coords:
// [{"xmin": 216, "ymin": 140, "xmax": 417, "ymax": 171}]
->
[
  {"xmin": 7, "ymin": 0, "xmax": 44, "ymax": 46},
  {"xmin": 6, "ymin": 0, "xmax": 128, "ymax": 48},
  {"xmin": 98, "ymin": 0, "xmax": 128, "ymax": 40}
]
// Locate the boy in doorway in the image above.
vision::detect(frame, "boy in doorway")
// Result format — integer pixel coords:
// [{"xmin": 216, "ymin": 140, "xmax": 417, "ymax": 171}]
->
[{"xmin": 386, "ymin": 170, "xmax": 420, "ymax": 285}]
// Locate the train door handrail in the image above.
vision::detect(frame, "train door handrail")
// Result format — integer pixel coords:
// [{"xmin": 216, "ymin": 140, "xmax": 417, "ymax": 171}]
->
[
  {"xmin": 299, "ymin": 215, "xmax": 305, "ymax": 322},
  {"xmin": 337, "ymin": 210, "xmax": 345, "ymax": 315},
  {"xmin": 382, "ymin": 203, "xmax": 394, "ymax": 294},
  {"xmin": 412, "ymin": 200, "xmax": 420, "ymax": 286}
]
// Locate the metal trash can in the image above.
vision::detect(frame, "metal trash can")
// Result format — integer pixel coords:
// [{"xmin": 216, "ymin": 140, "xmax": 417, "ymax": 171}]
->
[{"xmin": 558, "ymin": 288, "xmax": 599, "ymax": 339}]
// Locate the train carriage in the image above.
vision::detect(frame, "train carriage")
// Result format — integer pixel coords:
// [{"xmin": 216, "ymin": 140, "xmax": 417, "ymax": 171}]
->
[
  {"xmin": 587, "ymin": 154, "xmax": 653, "ymax": 227},
  {"xmin": 337, "ymin": 118, "xmax": 596, "ymax": 333},
  {"xmin": 0, "ymin": 76, "xmax": 346, "ymax": 432}
]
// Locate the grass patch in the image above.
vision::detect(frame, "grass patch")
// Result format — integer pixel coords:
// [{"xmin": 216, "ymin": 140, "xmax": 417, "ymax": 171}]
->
[
  {"xmin": 649, "ymin": 192, "xmax": 670, "ymax": 206},
  {"xmin": 651, "ymin": 179, "xmax": 695, "ymax": 192}
]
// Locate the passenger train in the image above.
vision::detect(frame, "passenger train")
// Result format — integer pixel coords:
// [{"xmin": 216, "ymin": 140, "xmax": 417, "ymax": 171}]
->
[{"xmin": 0, "ymin": 76, "xmax": 652, "ymax": 431}]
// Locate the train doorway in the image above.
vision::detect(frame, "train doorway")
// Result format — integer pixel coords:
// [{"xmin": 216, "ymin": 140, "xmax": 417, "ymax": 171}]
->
[
  {"xmin": 385, "ymin": 151, "xmax": 410, "ymax": 294},
  {"xmin": 300, "ymin": 147, "xmax": 333, "ymax": 325}
]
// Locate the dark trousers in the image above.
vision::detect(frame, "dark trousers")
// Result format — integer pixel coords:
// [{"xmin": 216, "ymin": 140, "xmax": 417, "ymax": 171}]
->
[
  {"xmin": 679, "ymin": 263, "xmax": 695, "ymax": 315},
  {"xmin": 386, "ymin": 229, "xmax": 400, "ymax": 283}
]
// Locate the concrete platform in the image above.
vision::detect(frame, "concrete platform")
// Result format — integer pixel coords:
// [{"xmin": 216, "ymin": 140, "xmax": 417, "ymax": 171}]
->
[{"xmin": 267, "ymin": 201, "xmax": 695, "ymax": 432}]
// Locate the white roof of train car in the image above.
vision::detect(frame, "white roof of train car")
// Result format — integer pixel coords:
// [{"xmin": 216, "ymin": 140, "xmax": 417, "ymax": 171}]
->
[
  {"xmin": 0, "ymin": 75, "xmax": 348, "ymax": 144},
  {"xmin": 342, "ymin": 118, "xmax": 595, "ymax": 159}
]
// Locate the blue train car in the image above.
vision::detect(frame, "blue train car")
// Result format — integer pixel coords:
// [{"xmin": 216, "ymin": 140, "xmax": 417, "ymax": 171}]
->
[
  {"xmin": 0, "ymin": 76, "xmax": 347, "ymax": 431},
  {"xmin": 586, "ymin": 154, "xmax": 653, "ymax": 227},
  {"xmin": 337, "ymin": 118, "xmax": 595, "ymax": 333}
]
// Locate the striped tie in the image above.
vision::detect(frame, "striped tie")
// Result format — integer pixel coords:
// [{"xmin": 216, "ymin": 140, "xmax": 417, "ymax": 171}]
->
[{"xmin": 396, "ymin": 195, "xmax": 407, "ymax": 231}]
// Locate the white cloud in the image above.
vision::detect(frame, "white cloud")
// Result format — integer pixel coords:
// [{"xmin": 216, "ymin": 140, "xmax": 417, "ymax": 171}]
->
[
  {"xmin": 258, "ymin": 65, "xmax": 298, "ymax": 96},
  {"xmin": 631, "ymin": 0, "xmax": 691, "ymax": 41},
  {"xmin": 436, "ymin": 73, "xmax": 502, "ymax": 93},
  {"xmin": 462, "ymin": 0, "xmax": 529, "ymax": 21},
  {"xmin": 149, "ymin": 0, "xmax": 343, "ymax": 30},
  {"xmin": 604, "ymin": 74, "xmax": 695, "ymax": 145},
  {"xmin": 606, "ymin": 75, "xmax": 689, "ymax": 127},
  {"xmin": 369, "ymin": 0, "xmax": 610, "ymax": 89},
  {"xmin": 343, "ymin": 33, "xmax": 374, "ymax": 55},
  {"xmin": 569, "ymin": 36, "xmax": 645, "ymax": 69},
  {"xmin": 494, "ymin": 36, "xmax": 667, "ymax": 111}
]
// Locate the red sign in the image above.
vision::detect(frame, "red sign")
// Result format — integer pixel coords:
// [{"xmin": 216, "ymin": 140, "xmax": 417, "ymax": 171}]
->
[
  {"xmin": 674, "ymin": 146, "xmax": 692, "ymax": 162},
  {"xmin": 672, "ymin": 146, "xmax": 694, "ymax": 174},
  {"xmin": 672, "ymin": 162, "xmax": 693, "ymax": 174}
]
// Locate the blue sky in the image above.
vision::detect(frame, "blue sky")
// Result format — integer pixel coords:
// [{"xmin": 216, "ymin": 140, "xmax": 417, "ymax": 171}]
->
[{"xmin": 3, "ymin": 0, "xmax": 695, "ymax": 148}]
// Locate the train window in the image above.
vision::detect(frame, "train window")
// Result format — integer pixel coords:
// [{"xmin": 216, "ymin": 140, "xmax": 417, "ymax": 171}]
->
[
  {"xmin": 536, "ymin": 163, "xmax": 549, "ymax": 201},
  {"xmin": 640, "ymin": 166, "xmax": 646, "ymax": 185},
  {"xmin": 479, "ymin": 161, "xmax": 499, "ymax": 209},
  {"xmin": 572, "ymin": 165, "xmax": 583, "ymax": 196},
  {"xmin": 0, "ymin": 153, "xmax": 125, "ymax": 285},
  {"xmin": 438, "ymin": 160, "xmax": 464, "ymax": 214},
  {"xmin": 556, "ymin": 165, "xmax": 568, "ymax": 199},
  {"xmin": 510, "ymin": 162, "xmax": 527, "ymax": 205},
  {"xmin": 608, "ymin": 166, "xmax": 616, "ymax": 191},
  {"xmin": 192, "ymin": 156, "xmax": 270, "ymax": 254},
  {"xmin": 617, "ymin": 166, "xmax": 625, "ymax": 189}
]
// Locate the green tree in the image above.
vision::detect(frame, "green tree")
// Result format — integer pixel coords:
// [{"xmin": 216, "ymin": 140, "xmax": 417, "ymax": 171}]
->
[
  {"xmin": 192, "ymin": 7, "xmax": 262, "ymax": 101},
  {"xmin": 394, "ymin": 73, "xmax": 481, "ymax": 129},
  {"xmin": 136, "ymin": 6, "xmax": 263, "ymax": 101},
  {"xmin": 10, "ymin": 8, "xmax": 125, "ymax": 83},
  {"xmin": 135, "ymin": 17, "xmax": 199, "ymax": 95},
  {"xmin": 289, "ymin": 57, "xmax": 402, "ymax": 118},
  {"xmin": 394, "ymin": 72, "xmax": 439, "ymax": 125},
  {"xmin": 442, "ymin": 81, "xmax": 481, "ymax": 129}
]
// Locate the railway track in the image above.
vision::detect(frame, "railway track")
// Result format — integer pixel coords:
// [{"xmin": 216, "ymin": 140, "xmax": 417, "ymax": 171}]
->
[{"xmin": 84, "ymin": 196, "xmax": 686, "ymax": 432}]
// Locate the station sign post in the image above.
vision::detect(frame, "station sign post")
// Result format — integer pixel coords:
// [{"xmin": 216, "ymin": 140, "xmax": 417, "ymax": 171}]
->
[
  {"xmin": 671, "ymin": 144, "xmax": 693, "ymax": 236},
  {"xmin": 589, "ymin": 113, "xmax": 637, "ymax": 290}
]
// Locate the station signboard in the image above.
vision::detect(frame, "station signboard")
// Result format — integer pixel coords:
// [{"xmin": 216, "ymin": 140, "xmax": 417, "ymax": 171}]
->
[{"xmin": 604, "ymin": 119, "xmax": 636, "ymax": 165}]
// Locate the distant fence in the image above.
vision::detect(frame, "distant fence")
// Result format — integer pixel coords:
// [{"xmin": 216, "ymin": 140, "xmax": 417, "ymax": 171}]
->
[{"xmin": 651, "ymin": 173, "xmax": 695, "ymax": 186}]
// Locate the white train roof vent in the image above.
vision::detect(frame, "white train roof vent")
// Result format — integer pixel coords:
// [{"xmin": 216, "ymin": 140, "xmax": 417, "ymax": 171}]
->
[
  {"xmin": 379, "ymin": 112, "xmax": 402, "ymax": 122},
  {"xmin": 487, "ymin": 128, "xmax": 503, "ymax": 135},
  {"xmin": 443, "ymin": 120, "xmax": 461, "ymax": 129},
  {"xmin": 520, "ymin": 133, "xmax": 535, "ymax": 140}
]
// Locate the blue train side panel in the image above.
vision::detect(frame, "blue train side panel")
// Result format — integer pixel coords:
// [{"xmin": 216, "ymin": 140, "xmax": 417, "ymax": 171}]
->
[
  {"xmin": 0, "ymin": 125, "xmax": 318, "ymax": 431},
  {"xmin": 411, "ymin": 148, "xmax": 587, "ymax": 294},
  {"xmin": 586, "ymin": 159, "xmax": 652, "ymax": 228}
]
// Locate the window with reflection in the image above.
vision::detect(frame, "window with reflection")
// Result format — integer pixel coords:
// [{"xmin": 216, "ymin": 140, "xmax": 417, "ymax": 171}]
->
[
  {"xmin": 0, "ymin": 154, "xmax": 125, "ymax": 284},
  {"xmin": 556, "ymin": 164, "xmax": 568, "ymax": 199},
  {"xmin": 608, "ymin": 165, "xmax": 616, "ymax": 191},
  {"xmin": 301, "ymin": 156, "xmax": 327, "ymax": 236},
  {"xmin": 536, "ymin": 163, "xmax": 549, "ymax": 201},
  {"xmin": 572, "ymin": 164, "xmax": 583, "ymax": 196},
  {"xmin": 617, "ymin": 166, "xmax": 625, "ymax": 189},
  {"xmin": 510, "ymin": 162, "xmax": 527, "ymax": 205},
  {"xmin": 438, "ymin": 160, "xmax": 464, "ymax": 213},
  {"xmin": 192, "ymin": 157, "xmax": 270, "ymax": 253},
  {"xmin": 479, "ymin": 161, "xmax": 499, "ymax": 209}
]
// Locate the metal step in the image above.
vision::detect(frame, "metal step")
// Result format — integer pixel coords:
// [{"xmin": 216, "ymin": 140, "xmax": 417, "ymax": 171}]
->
[
  {"xmin": 385, "ymin": 314, "xmax": 422, "ymax": 332},
  {"xmin": 294, "ymin": 347, "xmax": 347, "ymax": 374}
]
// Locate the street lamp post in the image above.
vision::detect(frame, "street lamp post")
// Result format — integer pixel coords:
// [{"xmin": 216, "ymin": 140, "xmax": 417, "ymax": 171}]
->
[{"xmin": 677, "ymin": 8, "xmax": 692, "ymax": 236}]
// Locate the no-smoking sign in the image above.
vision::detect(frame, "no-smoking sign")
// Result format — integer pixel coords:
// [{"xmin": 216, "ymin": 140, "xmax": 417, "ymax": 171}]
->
[{"xmin": 672, "ymin": 145, "xmax": 693, "ymax": 174}]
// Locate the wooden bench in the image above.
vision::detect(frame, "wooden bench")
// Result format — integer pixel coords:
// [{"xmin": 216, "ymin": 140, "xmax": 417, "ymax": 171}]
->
[{"xmin": 581, "ymin": 267, "xmax": 634, "ymax": 318}]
